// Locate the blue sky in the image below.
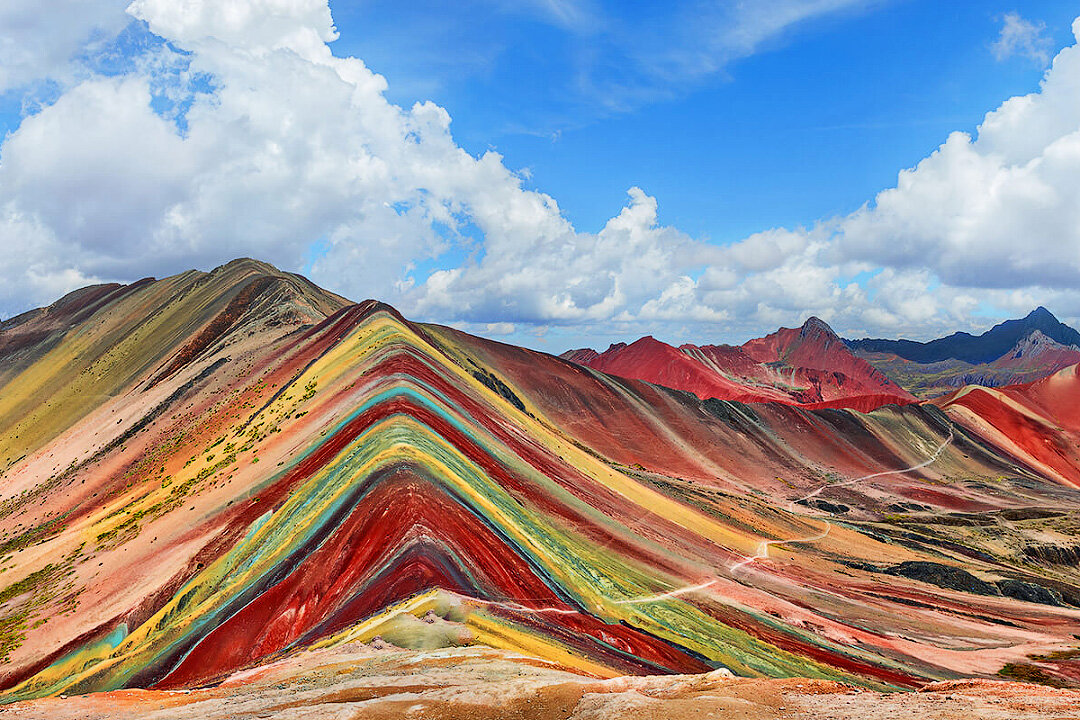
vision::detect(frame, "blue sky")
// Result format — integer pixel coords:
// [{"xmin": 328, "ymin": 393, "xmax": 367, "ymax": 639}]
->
[
  {"xmin": 2, "ymin": 1, "xmax": 1080, "ymax": 351},
  {"xmin": 332, "ymin": 0, "xmax": 1074, "ymax": 239}
]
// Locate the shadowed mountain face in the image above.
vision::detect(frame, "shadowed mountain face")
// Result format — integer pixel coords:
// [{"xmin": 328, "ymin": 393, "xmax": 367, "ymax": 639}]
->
[{"xmin": 4, "ymin": 261, "xmax": 1080, "ymax": 702}]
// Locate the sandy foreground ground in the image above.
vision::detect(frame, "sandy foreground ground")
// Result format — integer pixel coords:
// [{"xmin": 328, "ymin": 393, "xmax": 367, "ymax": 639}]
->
[{"xmin": 2, "ymin": 645, "xmax": 1080, "ymax": 720}]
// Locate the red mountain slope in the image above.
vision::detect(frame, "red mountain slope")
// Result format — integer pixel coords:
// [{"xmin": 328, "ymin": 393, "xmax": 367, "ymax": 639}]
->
[
  {"xmin": 937, "ymin": 363, "xmax": 1080, "ymax": 486},
  {"xmin": 562, "ymin": 336, "xmax": 791, "ymax": 404},
  {"xmin": 562, "ymin": 318, "xmax": 914, "ymax": 411},
  {"xmin": 6, "ymin": 263, "xmax": 1080, "ymax": 701},
  {"xmin": 742, "ymin": 317, "xmax": 914, "ymax": 405}
]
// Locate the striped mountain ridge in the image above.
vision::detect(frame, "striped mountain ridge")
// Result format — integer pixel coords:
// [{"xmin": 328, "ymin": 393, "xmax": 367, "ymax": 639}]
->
[{"xmin": 3, "ymin": 260, "xmax": 1080, "ymax": 701}]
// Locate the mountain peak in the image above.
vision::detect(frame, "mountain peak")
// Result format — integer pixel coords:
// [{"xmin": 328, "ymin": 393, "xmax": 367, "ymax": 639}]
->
[
  {"xmin": 1011, "ymin": 327, "xmax": 1080, "ymax": 355},
  {"xmin": 1028, "ymin": 306, "xmax": 1056, "ymax": 321},
  {"xmin": 215, "ymin": 257, "xmax": 279, "ymax": 274},
  {"xmin": 800, "ymin": 316, "xmax": 837, "ymax": 338},
  {"xmin": 1011, "ymin": 329, "xmax": 1057, "ymax": 355},
  {"xmin": 849, "ymin": 307, "xmax": 1080, "ymax": 365}
]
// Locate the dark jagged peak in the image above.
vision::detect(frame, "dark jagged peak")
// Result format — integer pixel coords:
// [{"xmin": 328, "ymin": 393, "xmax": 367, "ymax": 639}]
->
[
  {"xmin": 992, "ymin": 328, "xmax": 1080, "ymax": 373},
  {"xmin": 1028, "ymin": 306, "xmax": 1055, "ymax": 321}
]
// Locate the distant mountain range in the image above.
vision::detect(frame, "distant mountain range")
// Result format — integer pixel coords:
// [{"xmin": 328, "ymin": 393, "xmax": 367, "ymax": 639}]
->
[
  {"xmin": 564, "ymin": 307, "xmax": 1080, "ymax": 407},
  {"xmin": 846, "ymin": 307, "xmax": 1080, "ymax": 364},
  {"xmin": 845, "ymin": 307, "xmax": 1080, "ymax": 399}
]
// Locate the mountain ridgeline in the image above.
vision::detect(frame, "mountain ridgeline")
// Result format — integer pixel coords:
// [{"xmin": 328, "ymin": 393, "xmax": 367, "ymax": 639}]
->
[
  {"xmin": 563, "ymin": 316, "xmax": 916, "ymax": 412},
  {"xmin": 566, "ymin": 308, "xmax": 1080, "ymax": 405},
  {"xmin": 843, "ymin": 307, "xmax": 1080, "ymax": 398}
]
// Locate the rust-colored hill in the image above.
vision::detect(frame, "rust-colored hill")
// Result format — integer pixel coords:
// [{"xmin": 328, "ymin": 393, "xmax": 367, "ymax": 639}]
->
[
  {"xmin": 561, "ymin": 335, "xmax": 791, "ymax": 404},
  {"xmin": 936, "ymin": 363, "xmax": 1080, "ymax": 487},
  {"xmin": 563, "ymin": 317, "xmax": 914, "ymax": 411}
]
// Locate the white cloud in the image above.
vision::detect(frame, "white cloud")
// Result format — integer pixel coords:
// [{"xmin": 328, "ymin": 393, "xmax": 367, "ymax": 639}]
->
[
  {"xmin": 992, "ymin": 11, "xmax": 1053, "ymax": 66},
  {"xmin": 3, "ymin": 1, "xmax": 1080, "ymax": 346},
  {"xmin": 666, "ymin": 0, "xmax": 876, "ymax": 76},
  {"xmin": 562, "ymin": 9, "xmax": 1080, "ymax": 341},
  {"xmin": 2, "ymin": 0, "xmax": 456, "ymax": 308},
  {"xmin": 128, "ymin": 0, "xmax": 338, "ymax": 59},
  {"xmin": 0, "ymin": 208, "xmax": 102, "ymax": 314},
  {"xmin": 0, "ymin": 1, "xmax": 131, "ymax": 93},
  {"xmin": 836, "ymin": 17, "xmax": 1080, "ymax": 292},
  {"xmin": 496, "ymin": 0, "xmax": 598, "ymax": 32},
  {"xmin": 2, "ymin": 77, "xmax": 192, "ymax": 266},
  {"xmin": 408, "ymin": 186, "xmax": 709, "ymax": 325}
]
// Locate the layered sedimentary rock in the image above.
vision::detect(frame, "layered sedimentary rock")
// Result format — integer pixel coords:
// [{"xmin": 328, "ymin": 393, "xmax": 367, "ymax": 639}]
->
[{"xmin": 3, "ymin": 261, "xmax": 1080, "ymax": 703}]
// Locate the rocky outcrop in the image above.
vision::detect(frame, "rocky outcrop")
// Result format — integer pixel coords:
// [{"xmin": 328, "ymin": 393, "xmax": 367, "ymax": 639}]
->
[
  {"xmin": 796, "ymin": 498, "xmax": 850, "ymax": 514},
  {"xmin": 884, "ymin": 561, "xmax": 1000, "ymax": 596},
  {"xmin": 996, "ymin": 579, "xmax": 1065, "ymax": 606},
  {"xmin": 1023, "ymin": 544, "xmax": 1080, "ymax": 566}
]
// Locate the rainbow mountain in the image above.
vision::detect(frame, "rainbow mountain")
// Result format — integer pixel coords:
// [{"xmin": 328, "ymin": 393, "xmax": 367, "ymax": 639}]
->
[{"xmin": 3, "ymin": 259, "xmax": 1080, "ymax": 702}]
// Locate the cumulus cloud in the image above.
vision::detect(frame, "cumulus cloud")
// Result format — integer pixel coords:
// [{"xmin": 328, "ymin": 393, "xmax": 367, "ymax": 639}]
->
[
  {"xmin": 837, "ymin": 18, "xmax": 1080, "ymax": 291},
  {"xmin": 410, "ymin": 186, "xmax": 713, "ymax": 325},
  {"xmin": 992, "ymin": 11, "xmax": 1053, "ymax": 66},
  {"xmin": 591, "ymin": 14, "xmax": 1080, "ymax": 341},
  {"xmin": 128, "ymin": 0, "xmax": 338, "ymax": 57},
  {"xmin": 3, "ymin": 77, "xmax": 191, "ymax": 259},
  {"xmin": 2, "ymin": 1, "xmax": 1080, "ymax": 346},
  {"xmin": 0, "ymin": 0, "xmax": 730, "ymax": 331},
  {"xmin": 0, "ymin": 1, "xmax": 131, "ymax": 93},
  {"xmin": 3, "ymin": 0, "xmax": 460, "ymax": 309}
]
